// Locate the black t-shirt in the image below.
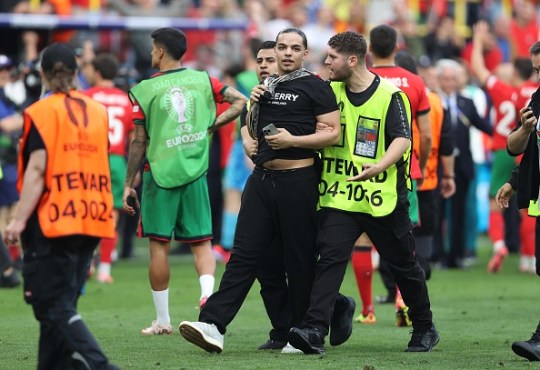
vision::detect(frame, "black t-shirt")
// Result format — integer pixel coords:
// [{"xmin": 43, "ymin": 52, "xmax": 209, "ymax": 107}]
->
[
  {"xmin": 343, "ymin": 75, "xmax": 411, "ymax": 204},
  {"xmin": 240, "ymin": 104, "xmax": 248, "ymax": 128},
  {"xmin": 22, "ymin": 122, "xmax": 45, "ymax": 167},
  {"xmin": 252, "ymin": 74, "xmax": 338, "ymax": 167}
]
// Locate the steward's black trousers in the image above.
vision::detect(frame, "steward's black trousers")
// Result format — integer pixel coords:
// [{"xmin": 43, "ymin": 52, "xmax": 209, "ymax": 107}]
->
[
  {"xmin": 306, "ymin": 205, "xmax": 434, "ymax": 335},
  {"xmin": 200, "ymin": 165, "xmax": 319, "ymax": 335},
  {"xmin": 21, "ymin": 216, "xmax": 115, "ymax": 370}
]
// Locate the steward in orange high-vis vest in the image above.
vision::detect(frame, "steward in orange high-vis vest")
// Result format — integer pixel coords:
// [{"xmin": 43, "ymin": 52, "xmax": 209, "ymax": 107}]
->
[
  {"xmin": 18, "ymin": 90, "xmax": 114, "ymax": 239},
  {"xmin": 3, "ymin": 43, "xmax": 121, "ymax": 370},
  {"xmin": 418, "ymin": 91, "xmax": 444, "ymax": 192}
]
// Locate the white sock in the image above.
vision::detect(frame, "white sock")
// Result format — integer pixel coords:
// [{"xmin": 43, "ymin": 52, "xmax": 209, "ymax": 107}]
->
[
  {"xmin": 152, "ymin": 289, "xmax": 170, "ymax": 326},
  {"xmin": 98, "ymin": 262, "xmax": 111, "ymax": 276},
  {"xmin": 493, "ymin": 240, "xmax": 505, "ymax": 253},
  {"xmin": 520, "ymin": 256, "xmax": 528, "ymax": 270},
  {"xmin": 199, "ymin": 274, "xmax": 215, "ymax": 299}
]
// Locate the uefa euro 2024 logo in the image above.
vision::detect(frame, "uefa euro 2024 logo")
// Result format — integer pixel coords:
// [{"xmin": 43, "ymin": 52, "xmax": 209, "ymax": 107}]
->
[{"xmin": 163, "ymin": 86, "xmax": 195, "ymax": 135}]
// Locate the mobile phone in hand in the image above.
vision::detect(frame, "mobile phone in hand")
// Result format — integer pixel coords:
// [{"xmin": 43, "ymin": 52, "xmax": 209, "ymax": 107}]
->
[
  {"xmin": 262, "ymin": 123, "xmax": 280, "ymax": 136},
  {"xmin": 127, "ymin": 196, "xmax": 137, "ymax": 208}
]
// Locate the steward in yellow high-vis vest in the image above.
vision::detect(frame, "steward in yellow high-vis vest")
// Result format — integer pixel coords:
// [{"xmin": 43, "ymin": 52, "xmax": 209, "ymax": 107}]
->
[
  {"xmin": 320, "ymin": 78, "xmax": 412, "ymax": 217},
  {"xmin": 289, "ymin": 32, "xmax": 438, "ymax": 354}
]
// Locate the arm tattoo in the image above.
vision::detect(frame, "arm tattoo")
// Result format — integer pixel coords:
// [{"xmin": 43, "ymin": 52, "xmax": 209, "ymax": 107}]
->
[
  {"xmin": 213, "ymin": 87, "xmax": 247, "ymax": 131},
  {"xmin": 125, "ymin": 126, "xmax": 147, "ymax": 187}
]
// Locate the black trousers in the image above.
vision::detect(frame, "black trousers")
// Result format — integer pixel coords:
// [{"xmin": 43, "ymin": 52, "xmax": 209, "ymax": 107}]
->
[
  {"xmin": 446, "ymin": 173, "xmax": 470, "ymax": 267},
  {"xmin": 306, "ymin": 206, "xmax": 433, "ymax": 335},
  {"xmin": 256, "ymin": 236, "xmax": 290, "ymax": 342},
  {"xmin": 200, "ymin": 166, "xmax": 319, "ymax": 334},
  {"xmin": 21, "ymin": 217, "xmax": 114, "ymax": 370}
]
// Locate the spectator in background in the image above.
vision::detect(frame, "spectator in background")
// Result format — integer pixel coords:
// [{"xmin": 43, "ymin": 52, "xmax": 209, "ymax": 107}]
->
[
  {"xmin": 510, "ymin": 0, "xmax": 538, "ymax": 59},
  {"xmin": 435, "ymin": 58, "xmax": 492, "ymax": 269},
  {"xmin": 183, "ymin": 0, "xmax": 245, "ymax": 72},
  {"xmin": 423, "ymin": 15, "xmax": 463, "ymax": 63},
  {"xmin": 332, "ymin": 0, "xmax": 367, "ymax": 35},
  {"xmin": 107, "ymin": 0, "xmax": 187, "ymax": 79},
  {"xmin": 492, "ymin": 14, "xmax": 512, "ymax": 63},
  {"xmin": 455, "ymin": 59, "xmax": 491, "ymax": 266},
  {"xmin": 303, "ymin": 5, "xmax": 336, "ymax": 70},
  {"xmin": 461, "ymin": 20, "xmax": 503, "ymax": 73}
]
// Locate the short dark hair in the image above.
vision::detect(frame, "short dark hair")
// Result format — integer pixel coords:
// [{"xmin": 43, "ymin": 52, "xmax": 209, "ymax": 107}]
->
[
  {"xmin": 328, "ymin": 31, "xmax": 368, "ymax": 60},
  {"xmin": 395, "ymin": 50, "xmax": 418, "ymax": 74},
  {"xmin": 514, "ymin": 57, "xmax": 533, "ymax": 80},
  {"xmin": 276, "ymin": 27, "xmax": 308, "ymax": 49},
  {"xmin": 369, "ymin": 24, "xmax": 398, "ymax": 58},
  {"xmin": 259, "ymin": 40, "xmax": 276, "ymax": 52},
  {"xmin": 92, "ymin": 53, "xmax": 119, "ymax": 80},
  {"xmin": 151, "ymin": 27, "xmax": 187, "ymax": 61},
  {"xmin": 530, "ymin": 41, "xmax": 540, "ymax": 56}
]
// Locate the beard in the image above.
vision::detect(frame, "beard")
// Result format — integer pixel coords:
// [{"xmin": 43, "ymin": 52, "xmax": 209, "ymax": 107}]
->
[{"xmin": 329, "ymin": 66, "xmax": 351, "ymax": 82}]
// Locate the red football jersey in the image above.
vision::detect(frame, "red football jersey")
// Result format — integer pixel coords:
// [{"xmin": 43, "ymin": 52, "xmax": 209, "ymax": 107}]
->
[
  {"xmin": 370, "ymin": 66, "xmax": 431, "ymax": 179},
  {"xmin": 484, "ymin": 76, "xmax": 518, "ymax": 151},
  {"xmin": 84, "ymin": 86, "xmax": 134, "ymax": 156}
]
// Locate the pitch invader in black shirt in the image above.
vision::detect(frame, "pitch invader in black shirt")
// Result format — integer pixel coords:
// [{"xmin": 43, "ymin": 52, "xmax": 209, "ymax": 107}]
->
[{"xmin": 180, "ymin": 28, "xmax": 354, "ymax": 354}]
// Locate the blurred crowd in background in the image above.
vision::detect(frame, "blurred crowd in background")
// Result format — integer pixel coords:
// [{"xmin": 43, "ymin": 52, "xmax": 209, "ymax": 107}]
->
[{"xmin": 1, "ymin": 0, "xmax": 540, "ymax": 280}]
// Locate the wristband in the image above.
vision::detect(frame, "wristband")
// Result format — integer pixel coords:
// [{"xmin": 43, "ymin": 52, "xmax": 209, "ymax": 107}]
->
[{"xmin": 443, "ymin": 175, "xmax": 454, "ymax": 179}]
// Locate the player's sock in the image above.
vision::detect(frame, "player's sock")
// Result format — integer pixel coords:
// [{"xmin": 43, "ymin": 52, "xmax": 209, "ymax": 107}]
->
[
  {"xmin": 352, "ymin": 245, "xmax": 374, "ymax": 315},
  {"xmin": 100, "ymin": 232, "xmax": 118, "ymax": 264},
  {"xmin": 520, "ymin": 212, "xmax": 536, "ymax": 258},
  {"xmin": 488, "ymin": 211, "xmax": 504, "ymax": 248},
  {"xmin": 97, "ymin": 262, "xmax": 111, "ymax": 277},
  {"xmin": 152, "ymin": 288, "xmax": 170, "ymax": 326},
  {"xmin": 199, "ymin": 274, "xmax": 215, "ymax": 300}
]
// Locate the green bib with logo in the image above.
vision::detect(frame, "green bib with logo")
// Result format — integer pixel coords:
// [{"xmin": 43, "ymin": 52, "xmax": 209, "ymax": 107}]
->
[{"xmin": 130, "ymin": 69, "xmax": 216, "ymax": 188}]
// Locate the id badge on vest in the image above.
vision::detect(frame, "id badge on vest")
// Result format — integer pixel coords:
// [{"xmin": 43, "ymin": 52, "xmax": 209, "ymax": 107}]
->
[{"xmin": 354, "ymin": 116, "xmax": 380, "ymax": 159}]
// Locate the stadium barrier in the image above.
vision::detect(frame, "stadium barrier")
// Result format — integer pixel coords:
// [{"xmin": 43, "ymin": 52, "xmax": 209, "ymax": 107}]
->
[{"xmin": 0, "ymin": 12, "xmax": 248, "ymax": 31}]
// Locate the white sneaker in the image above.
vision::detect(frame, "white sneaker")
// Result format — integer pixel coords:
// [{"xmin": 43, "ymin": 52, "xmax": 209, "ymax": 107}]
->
[
  {"xmin": 281, "ymin": 342, "xmax": 303, "ymax": 354},
  {"xmin": 179, "ymin": 321, "xmax": 223, "ymax": 353},
  {"xmin": 140, "ymin": 320, "xmax": 173, "ymax": 336}
]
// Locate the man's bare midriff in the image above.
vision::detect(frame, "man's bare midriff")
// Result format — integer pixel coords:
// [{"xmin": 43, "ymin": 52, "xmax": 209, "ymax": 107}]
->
[{"xmin": 262, "ymin": 157, "xmax": 314, "ymax": 170}]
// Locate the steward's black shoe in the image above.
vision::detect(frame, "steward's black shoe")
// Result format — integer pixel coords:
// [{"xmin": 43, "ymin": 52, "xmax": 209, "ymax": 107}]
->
[
  {"xmin": 288, "ymin": 327, "xmax": 325, "ymax": 355},
  {"xmin": 330, "ymin": 295, "xmax": 355, "ymax": 346},
  {"xmin": 257, "ymin": 339, "xmax": 287, "ymax": 350},
  {"xmin": 512, "ymin": 332, "xmax": 540, "ymax": 361},
  {"xmin": 405, "ymin": 326, "xmax": 440, "ymax": 352}
]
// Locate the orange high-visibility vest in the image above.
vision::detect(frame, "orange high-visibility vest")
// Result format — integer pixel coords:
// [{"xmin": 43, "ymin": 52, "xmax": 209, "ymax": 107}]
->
[
  {"xmin": 418, "ymin": 91, "xmax": 443, "ymax": 191},
  {"xmin": 19, "ymin": 91, "xmax": 114, "ymax": 239}
]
